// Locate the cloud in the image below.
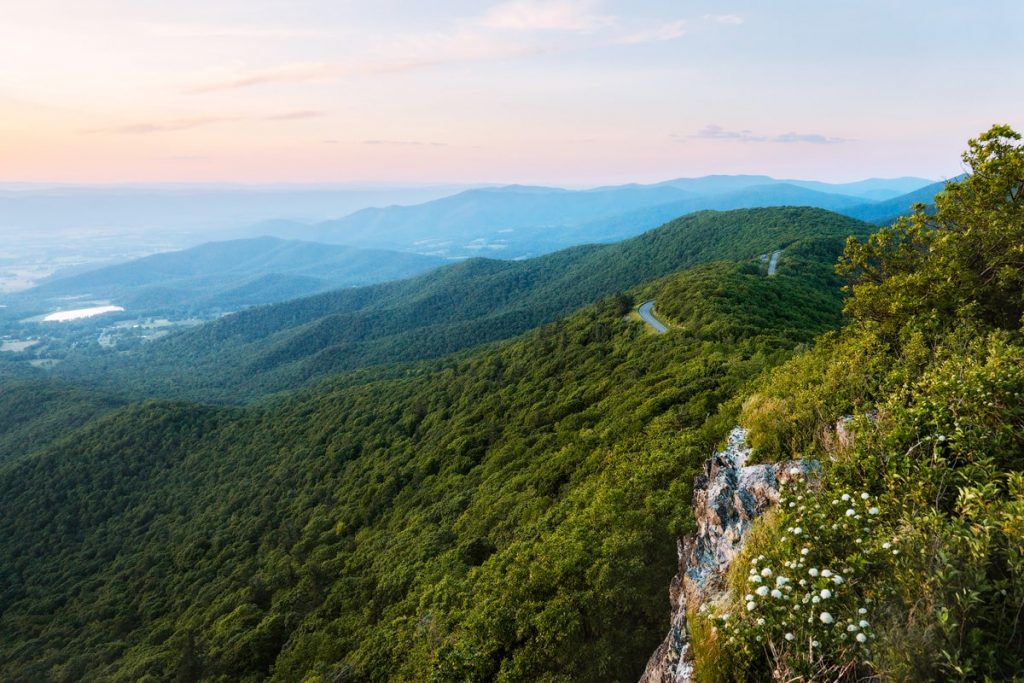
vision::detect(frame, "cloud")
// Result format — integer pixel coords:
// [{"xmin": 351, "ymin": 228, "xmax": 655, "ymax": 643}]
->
[
  {"xmin": 187, "ymin": 63, "xmax": 343, "ymax": 93},
  {"xmin": 705, "ymin": 14, "xmax": 744, "ymax": 25},
  {"xmin": 263, "ymin": 110, "xmax": 325, "ymax": 121},
  {"xmin": 188, "ymin": 30, "xmax": 541, "ymax": 93},
  {"xmin": 772, "ymin": 131, "xmax": 848, "ymax": 144},
  {"xmin": 147, "ymin": 24, "xmax": 334, "ymax": 39},
  {"xmin": 479, "ymin": 1, "xmax": 615, "ymax": 32},
  {"xmin": 94, "ymin": 116, "xmax": 241, "ymax": 134},
  {"xmin": 363, "ymin": 140, "xmax": 448, "ymax": 147},
  {"xmin": 90, "ymin": 111, "xmax": 327, "ymax": 135},
  {"xmin": 693, "ymin": 124, "xmax": 766, "ymax": 142},
  {"xmin": 693, "ymin": 124, "xmax": 848, "ymax": 144},
  {"xmin": 614, "ymin": 20, "xmax": 686, "ymax": 45}
]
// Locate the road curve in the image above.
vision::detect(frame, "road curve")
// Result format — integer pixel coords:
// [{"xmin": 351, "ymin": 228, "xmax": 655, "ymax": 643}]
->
[
  {"xmin": 638, "ymin": 300, "xmax": 668, "ymax": 334},
  {"xmin": 767, "ymin": 249, "xmax": 783, "ymax": 276}
]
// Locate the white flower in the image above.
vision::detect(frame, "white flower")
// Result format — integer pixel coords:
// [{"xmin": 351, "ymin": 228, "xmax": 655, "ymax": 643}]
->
[
  {"xmin": 785, "ymin": 632, "xmax": 795, "ymax": 641},
  {"xmin": 750, "ymin": 574, "xmax": 762, "ymax": 583},
  {"xmin": 847, "ymin": 624, "xmax": 859, "ymax": 632},
  {"xmin": 801, "ymin": 547, "xmax": 809, "ymax": 556},
  {"xmin": 776, "ymin": 576, "xmax": 789, "ymax": 586},
  {"xmin": 789, "ymin": 502, "xmax": 796, "ymax": 508},
  {"xmin": 868, "ymin": 507, "xmax": 880, "ymax": 515},
  {"xmin": 841, "ymin": 493, "xmax": 851, "ymax": 502},
  {"xmin": 845, "ymin": 508, "xmax": 856, "ymax": 517},
  {"xmin": 821, "ymin": 569, "xmax": 833, "ymax": 578},
  {"xmin": 893, "ymin": 549, "xmax": 901, "ymax": 555},
  {"xmin": 833, "ymin": 575, "xmax": 844, "ymax": 585},
  {"xmin": 861, "ymin": 492, "xmax": 870, "ymax": 500},
  {"xmin": 809, "ymin": 568, "xmax": 819, "ymax": 577},
  {"xmin": 761, "ymin": 567, "xmax": 773, "ymax": 577},
  {"xmin": 747, "ymin": 601, "xmax": 757, "ymax": 611},
  {"xmin": 856, "ymin": 632, "xmax": 867, "ymax": 643},
  {"xmin": 771, "ymin": 589, "xmax": 783, "ymax": 599},
  {"xmin": 812, "ymin": 596, "xmax": 820, "ymax": 604},
  {"xmin": 757, "ymin": 617, "xmax": 765, "ymax": 625},
  {"xmin": 756, "ymin": 586, "xmax": 770, "ymax": 597},
  {"xmin": 792, "ymin": 527, "xmax": 803, "ymax": 535},
  {"xmin": 819, "ymin": 612, "xmax": 834, "ymax": 624},
  {"xmin": 882, "ymin": 542, "xmax": 891, "ymax": 550},
  {"xmin": 812, "ymin": 639, "xmax": 820, "ymax": 647},
  {"xmin": 799, "ymin": 579, "xmax": 807, "ymax": 587},
  {"xmin": 820, "ymin": 589, "xmax": 832, "ymax": 599},
  {"xmin": 858, "ymin": 607, "xmax": 867, "ymax": 615},
  {"xmin": 746, "ymin": 594, "xmax": 754, "ymax": 601},
  {"xmin": 859, "ymin": 620, "xmax": 869, "ymax": 628}
]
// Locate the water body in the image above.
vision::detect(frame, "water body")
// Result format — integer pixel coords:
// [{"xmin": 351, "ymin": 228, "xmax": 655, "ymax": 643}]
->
[{"xmin": 43, "ymin": 305, "xmax": 125, "ymax": 322}]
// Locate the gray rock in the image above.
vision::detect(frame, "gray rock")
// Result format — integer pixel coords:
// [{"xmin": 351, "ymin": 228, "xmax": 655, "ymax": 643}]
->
[{"xmin": 640, "ymin": 427, "xmax": 818, "ymax": 682}]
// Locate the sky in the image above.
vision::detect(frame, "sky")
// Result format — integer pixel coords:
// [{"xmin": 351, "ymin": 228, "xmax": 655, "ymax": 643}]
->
[{"xmin": 2, "ymin": 0, "xmax": 1022, "ymax": 186}]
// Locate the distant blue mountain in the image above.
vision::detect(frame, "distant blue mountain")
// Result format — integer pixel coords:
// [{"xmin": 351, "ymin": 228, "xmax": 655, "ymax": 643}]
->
[
  {"xmin": 11, "ymin": 237, "xmax": 445, "ymax": 315},
  {"xmin": 268, "ymin": 178, "xmax": 892, "ymax": 257},
  {"xmin": 842, "ymin": 179, "xmax": 957, "ymax": 223}
]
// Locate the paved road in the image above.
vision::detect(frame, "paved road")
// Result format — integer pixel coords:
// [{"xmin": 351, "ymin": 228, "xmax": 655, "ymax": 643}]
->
[
  {"xmin": 767, "ymin": 249, "xmax": 783, "ymax": 276},
  {"xmin": 638, "ymin": 300, "xmax": 668, "ymax": 334}
]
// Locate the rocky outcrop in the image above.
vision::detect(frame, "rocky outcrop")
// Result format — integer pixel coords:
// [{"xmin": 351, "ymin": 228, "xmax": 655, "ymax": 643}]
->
[{"xmin": 640, "ymin": 427, "xmax": 818, "ymax": 682}]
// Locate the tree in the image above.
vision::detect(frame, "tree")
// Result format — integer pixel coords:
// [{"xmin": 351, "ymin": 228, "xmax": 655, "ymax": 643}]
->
[{"xmin": 837, "ymin": 124, "xmax": 1024, "ymax": 334}]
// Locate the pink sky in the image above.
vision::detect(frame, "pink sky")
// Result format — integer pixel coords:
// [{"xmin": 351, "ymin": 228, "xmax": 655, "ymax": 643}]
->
[{"xmin": 2, "ymin": 0, "xmax": 1022, "ymax": 185}]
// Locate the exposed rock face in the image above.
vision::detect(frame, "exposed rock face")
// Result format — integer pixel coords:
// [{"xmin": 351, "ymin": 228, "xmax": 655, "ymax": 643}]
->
[{"xmin": 640, "ymin": 427, "xmax": 818, "ymax": 682}]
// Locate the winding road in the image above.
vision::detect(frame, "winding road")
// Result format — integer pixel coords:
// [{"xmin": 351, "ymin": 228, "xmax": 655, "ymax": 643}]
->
[
  {"xmin": 638, "ymin": 300, "xmax": 668, "ymax": 334},
  {"xmin": 639, "ymin": 249, "xmax": 782, "ymax": 335}
]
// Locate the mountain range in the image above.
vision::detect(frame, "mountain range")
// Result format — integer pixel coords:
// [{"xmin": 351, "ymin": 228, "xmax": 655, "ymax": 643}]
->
[
  {"xmin": 53, "ymin": 207, "xmax": 871, "ymax": 402},
  {"xmin": 252, "ymin": 175, "xmax": 941, "ymax": 258},
  {"xmin": 7, "ymin": 238, "xmax": 445, "ymax": 318}
]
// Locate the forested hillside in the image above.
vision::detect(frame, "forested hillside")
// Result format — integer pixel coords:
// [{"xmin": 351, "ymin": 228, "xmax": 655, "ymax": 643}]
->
[
  {"xmin": 685, "ymin": 125, "xmax": 1024, "ymax": 681},
  {"xmin": 54, "ymin": 208, "xmax": 871, "ymax": 402},
  {"xmin": 0, "ymin": 225, "xmax": 852, "ymax": 681},
  {"xmin": 0, "ymin": 379, "xmax": 123, "ymax": 467}
]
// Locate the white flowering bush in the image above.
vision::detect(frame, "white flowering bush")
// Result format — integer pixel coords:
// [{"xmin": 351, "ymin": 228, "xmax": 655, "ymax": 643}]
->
[{"xmin": 696, "ymin": 483, "xmax": 900, "ymax": 680}]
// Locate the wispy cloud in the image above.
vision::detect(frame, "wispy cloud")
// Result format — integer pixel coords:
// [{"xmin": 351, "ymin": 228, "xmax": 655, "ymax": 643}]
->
[
  {"xmin": 614, "ymin": 20, "xmax": 686, "ymax": 45},
  {"xmin": 90, "ymin": 111, "xmax": 327, "ymax": 135},
  {"xmin": 147, "ymin": 24, "xmax": 335, "ymax": 39},
  {"xmin": 95, "ymin": 116, "xmax": 241, "ymax": 134},
  {"xmin": 772, "ymin": 131, "xmax": 848, "ymax": 144},
  {"xmin": 480, "ymin": 0, "xmax": 615, "ymax": 32},
  {"xmin": 188, "ymin": 30, "xmax": 541, "ymax": 94},
  {"xmin": 187, "ymin": 63, "xmax": 344, "ymax": 93},
  {"xmin": 364, "ymin": 139, "xmax": 448, "ymax": 147},
  {"xmin": 705, "ymin": 14, "xmax": 744, "ymax": 25},
  {"xmin": 184, "ymin": 4, "xmax": 715, "ymax": 95},
  {"xmin": 263, "ymin": 110, "xmax": 325, "ymax": 121},
  {"xmin": 692, "ymin": 124, "xmax": 848, "ymax": 144}
]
